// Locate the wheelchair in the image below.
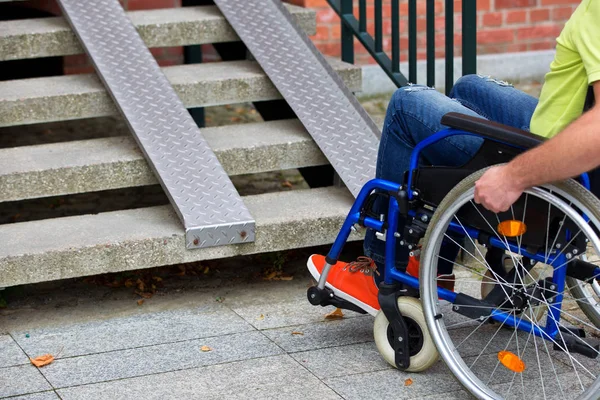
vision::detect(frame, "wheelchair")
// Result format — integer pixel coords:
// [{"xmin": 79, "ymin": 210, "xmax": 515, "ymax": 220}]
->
[{"xmin": 307, "ymin": 111, "xmax": 600, "ymax": 399}]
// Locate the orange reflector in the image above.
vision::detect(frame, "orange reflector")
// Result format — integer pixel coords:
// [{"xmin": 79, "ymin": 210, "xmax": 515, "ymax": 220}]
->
[
  {"xmin": 497, "ymin": 220, "xmax": 527, "ymax": 238},
  {"xmin": 498, "ymin": 350, "xmax": 526, "ymax": 373}
]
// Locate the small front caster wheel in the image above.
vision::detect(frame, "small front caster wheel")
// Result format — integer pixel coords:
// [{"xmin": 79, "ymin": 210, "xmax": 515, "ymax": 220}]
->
[{"xmin": 373, "ymin": 296, "xmax": 438, "ymax": 372}]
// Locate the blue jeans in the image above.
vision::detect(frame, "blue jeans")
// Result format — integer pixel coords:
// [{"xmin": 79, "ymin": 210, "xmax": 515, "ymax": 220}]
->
[{"xmin": 363, "ymin": 74, "xmax": 539, "ymax": 275}]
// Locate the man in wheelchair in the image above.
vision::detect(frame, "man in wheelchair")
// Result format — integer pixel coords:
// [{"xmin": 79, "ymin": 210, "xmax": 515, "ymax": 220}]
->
[{"xmin": 307, "ymin": 2, "xmax": 600, "ymax": 398}]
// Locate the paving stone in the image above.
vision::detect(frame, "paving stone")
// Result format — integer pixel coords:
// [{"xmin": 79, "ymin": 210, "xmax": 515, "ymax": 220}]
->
[
  {"xmin": 323, "ymin": 362, "xmax": 464, "ymax": 400},
  {"xmin": 7, "ymin": 392, "xmax": 61, "ymax": 400},
  {"xmin": 490, "ymin": 371, "xmax": 595, "ymax": 399},
  {"xmin": 290, "ymin": 341, "xmax": 392, "ymax": 379},
  {"xmin": 261, "ymin": 315, "xmax": 374, "ymax": 353},
  {"xmin": 56, "ymin": 355, "xmax": 342, "ymax": 400},
  {"xmin": 232, "ymin": 293, "xmax": 363, "ymax": 330},
  {"xmin": 0, "ymin": 365, "xmax": 51, "ymax": 398},
  {"xmin": 12, "ymin": 305, "xmax": 253, "ymax": 359},
  {"xmin": 39, "ymin": 331, "xmax": 281, "ymax": 388},
  {"xmin": 0, "ymin": 334, "xmax": 28, "ymax": 368}
]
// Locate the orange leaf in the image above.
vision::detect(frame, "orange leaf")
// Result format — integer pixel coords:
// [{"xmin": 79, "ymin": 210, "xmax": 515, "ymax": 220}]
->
[
  {"xmin": 404, "ymin": 378, "xmax": 413, "ymax": 386},
  {"xmin": 325, "ymin": 308, "xmax": 344, "ymax": 320},
  {"xmin": 137, "ymin": 299, "xmax": 144, "ymax": 306},
  {"xmin": 30, "ymin": 354, "xmax": 54, "ymax": 368},
  {"xmin": 291, "ymin": 331, "xmax": 304, "ymax": 335},
  {"xmin": 281, "ymin": 181, "xmax": 293, "ymax": 188},
  {"xmin": 200, "ymin": 345, "xmax": 212, "ymax": 352}
]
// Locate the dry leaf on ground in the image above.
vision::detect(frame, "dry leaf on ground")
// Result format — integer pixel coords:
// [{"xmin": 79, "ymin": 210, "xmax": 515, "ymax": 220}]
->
[
  {"xmin": 404, "ymin": 378, "xmax": 414, "ymax": 386},
  {"xmin": 137, "ymin": 299, "xmax": 144, "ymax": 306},
  {"xmin": 281, "ymin": 181, "xmax": 293, "ymax": 188},
  {"xmin": 30, "ymin": 354, "xmax": 54, "ymax": 368},
  {"xmin": 258, "ymin": 314, "xmax": 265, "ymax": 320},
  {"xmin": 325, "ymin": 308, "xmax": 344, "ymax": 320},
  {"xmin": 291, "ymin": 331, "xmax": 304, "ymax": 335},
  {"xmin": 200, "ymin": 345, "xmax": 212, "ymax": 352}
]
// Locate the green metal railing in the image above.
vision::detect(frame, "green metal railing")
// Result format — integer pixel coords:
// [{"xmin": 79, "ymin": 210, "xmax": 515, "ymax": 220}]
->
[{"xmin": 328, "ymin": 0, "xmax": 477, "ymax": 94}]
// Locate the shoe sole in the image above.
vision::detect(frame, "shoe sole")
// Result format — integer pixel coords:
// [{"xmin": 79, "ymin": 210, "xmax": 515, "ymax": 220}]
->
[{"xmin": 307, "ymin": 257, "xmax": 379, "ymax": 316}]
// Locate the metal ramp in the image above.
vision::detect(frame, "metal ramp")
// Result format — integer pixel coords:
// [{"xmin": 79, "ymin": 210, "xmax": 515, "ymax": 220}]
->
[
  {"xmin": 214, "ymin": 0, "xmax": 380, "ymax": 197},
  {"xmin": 57, "ymin": 0, "xmax": 254, "ymax": 250}
]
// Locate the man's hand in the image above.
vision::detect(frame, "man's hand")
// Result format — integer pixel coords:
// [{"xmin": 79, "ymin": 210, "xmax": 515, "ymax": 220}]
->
[{"xmin": 474, "ymin": 165, "xmax": 524, "ymax": 213}]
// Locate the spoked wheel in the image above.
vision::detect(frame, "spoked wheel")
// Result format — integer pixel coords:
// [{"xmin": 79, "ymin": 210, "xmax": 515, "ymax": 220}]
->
[
  {"xmin": 373, "ymin": 296, "xmax": 439, "ymax": 372},
  {"xmin": 420, "ymin": 168, "xmax": 600, "ymax": 400},
  {"xmin": 567, "ymin": 264, "xmax": 600, "ymax": 328}
]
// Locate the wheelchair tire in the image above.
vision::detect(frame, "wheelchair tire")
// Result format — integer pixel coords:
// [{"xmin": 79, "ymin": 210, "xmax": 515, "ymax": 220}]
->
[
  {"xmin": 373, "ymin": 296, "xmax": 439, "ymax": 372},
  {"xmin": 419, "ymin": 166, "xmax": 600, "ymax": 400}
]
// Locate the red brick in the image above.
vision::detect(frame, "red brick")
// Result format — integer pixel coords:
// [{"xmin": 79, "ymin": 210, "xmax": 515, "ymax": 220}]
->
[
  {"xmin": 127, "ymin": 0, "xmax": 175, "ymax": 10},
  {"xmin": 552, "ymin": 6, "xmax": 575, "ymax": 21},
  {"xmin": 316, "ymin": 9, "xmax": 339, "ymax": 24},
  {"xmin": 482, "ymin": 12, "xmax": 503, "ymax": 27},
  {"xmin": 516, "ymin": 25, "xmax": 561, "ymax": 40},
  {"xmin": 477, "ymin": 29, "xmax": 514, "ymax": 44},
  {"xmin": 530, "ymin": 8, "xmax": 550, "ymax": 22},
  {"xmin": 506, "ymin": 10, "xmax": 527, "ymax": 24},
  {"xmin": 541, "ymin": 0, "xmax": 580, "ymax": 5},
  {"xmin": 495, "ymin": 0, "xmax": 535, "ymax": 9}
]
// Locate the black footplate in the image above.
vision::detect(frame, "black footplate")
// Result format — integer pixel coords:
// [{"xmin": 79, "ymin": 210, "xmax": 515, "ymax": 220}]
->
[
  {"xmin": 553, "ymin": 327, "xmax": 599, "ymax": 359},
  {"xmin": 307, "ymin": 286, "xmax": 367, "ymax": 314}
]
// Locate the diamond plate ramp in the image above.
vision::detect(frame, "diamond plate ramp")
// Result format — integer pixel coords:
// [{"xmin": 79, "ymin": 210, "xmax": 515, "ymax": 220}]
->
[
  {"xmin": 214, "ymin": 0, "xmax": 380, "ymax": 197},
  {"xmin": 57, "ymin": 0, "xmax": 254, "ymax": 249}
]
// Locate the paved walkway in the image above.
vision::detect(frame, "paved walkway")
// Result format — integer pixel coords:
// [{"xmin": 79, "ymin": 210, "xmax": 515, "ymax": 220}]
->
[{"xmin": 0, "ymin": 255, "xmax": 474, "ymax": 400}]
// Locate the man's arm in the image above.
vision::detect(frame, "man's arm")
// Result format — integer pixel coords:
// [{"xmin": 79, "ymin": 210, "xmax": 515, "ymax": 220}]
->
[{"xmin": 474, "ymin": 81, "xmax": 600, "ymax": 213}]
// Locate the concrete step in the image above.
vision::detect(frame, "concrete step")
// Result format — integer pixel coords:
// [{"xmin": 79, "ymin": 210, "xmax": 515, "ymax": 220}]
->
[
  {"xmin": 0, "ymin": 120, "xmax": 327, "ymax": 202},
  {"xmin": 0, "ymin": 186, "xmax": 361, "ymax": 288},
  {"xmin": 0, "ymin": 4, "xmax": 315, "ymax": 61},
  {"xmin": 0, "ymin": 58, "xmax": 360, "ymax": 127}
]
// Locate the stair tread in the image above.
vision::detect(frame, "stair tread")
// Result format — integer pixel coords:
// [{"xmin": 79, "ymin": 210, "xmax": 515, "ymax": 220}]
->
[
  {"xmin": 0, "ymin": 58, "xmax": 361, "ymax": 127},
  {"xmin": 0, "ymin": 4, "xmax": 315, "ymax": 61},
  {"xmin": 0, "ymin": 119, "xmax": 327, "ymax": 202},
  {"xmin": 0, "ymin": 186, "xmax": 360, "ymax": 287}
]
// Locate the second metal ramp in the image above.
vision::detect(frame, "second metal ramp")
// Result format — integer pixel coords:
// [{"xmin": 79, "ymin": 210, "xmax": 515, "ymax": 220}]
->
[
  {"xmin": 57, "ymin": 0, "xmax": 254, "ymax": 249},
  {"xmin": 214, "ymin": 0, "xmax": 380, "ymax": 197}
]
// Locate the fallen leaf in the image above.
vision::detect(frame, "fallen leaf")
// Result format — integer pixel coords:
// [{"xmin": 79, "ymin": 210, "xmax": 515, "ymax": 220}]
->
[
  {"xmin": 278, "ymin": 275, "xmax": 294, "ymax": 281},
  {"xmin": 281, "ymin": 181, "xmax": 293, "ymax": 188},
  {"xmin": 404, "ymin": 378, "xmax": 413, "ymax": 386},
  {"xmin": 124, "ymin": 279, "xmax": 135, "ymax": 288},
  {"xmin": 200, "ymin": 345, "xmax": 212, "ymax": 352},
  {"xmin": 325, "ymin": 308, "xmax": 344, "ymax": 320},
  {"xmin": 258, "ymin": 314, "xmax": 265, "ymax": 320},
  {"xmin": 137, "ymin": 299, "xmax": 144, "ymax": 306},
  {"xmin": 203, "ymin": 266, "xmax": 210, "ymax": 274},
  {"xmin": 291, "ymin": 331, "xmax": 304, "ymax": 335},
  {"xmin": 263, "ymin": 271, "xmax": 277, "ymax": 280},
  {"xmin": 152, "ymin": 276, "xmax": 163, "ymax": 282},
  {"xmin": 30, "ymin": 354, "xmax": 54, "ymax": 368}
]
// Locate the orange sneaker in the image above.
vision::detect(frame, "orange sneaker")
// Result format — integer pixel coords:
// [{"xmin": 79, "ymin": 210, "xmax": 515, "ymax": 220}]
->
[
  {"xmin": 406, "ymin": 252, "xmax": 455, "ymax": 292},
  {"xmin": 307, "ymin": 254, "xmax": 381, "ymax": 316}
]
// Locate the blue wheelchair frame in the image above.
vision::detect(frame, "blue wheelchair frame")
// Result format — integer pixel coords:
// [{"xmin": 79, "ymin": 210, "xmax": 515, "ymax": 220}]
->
[{"xmin": 323, "ymin": 126, "xmax": 600, "ymax": 344}]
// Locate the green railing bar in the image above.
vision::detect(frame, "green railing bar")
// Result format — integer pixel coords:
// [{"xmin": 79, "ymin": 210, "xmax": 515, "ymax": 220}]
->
[
  {"xmin": 462, "ymin": 0, "xmax": 477, "ymax": 76},
  {"xmin": 328, "ymin": 0, "xmax": 408, "ymax": 87},
  {"xmin": 408, "ymin": 0, "xmax": 417, "ymax": 83},
  {"xmin": 445, "ymin": 0, "xmax": 454, "ymax": 95},
  {"xmin": 375, "ymin": 0, "xmax": 382, "ymax": 52},
  {"xmin": 359, "ymin": 0, "xmax": 366, "ymax": 33},
  {"xmin": 341, "ymin": 0, "xmax": 354, "ymax": 64},
  {"xmin": 391, "ymin": 0, "xmax": 399, "ymax": 73},
  {"xmin": 426, "ymin": 0, "xmax": 435, "ymax": 87}
]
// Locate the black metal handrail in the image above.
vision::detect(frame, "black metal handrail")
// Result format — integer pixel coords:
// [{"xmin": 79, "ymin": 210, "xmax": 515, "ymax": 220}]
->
[{"xmin": 327, "ymin": 0, "xmax": 477, "ymax": 94}]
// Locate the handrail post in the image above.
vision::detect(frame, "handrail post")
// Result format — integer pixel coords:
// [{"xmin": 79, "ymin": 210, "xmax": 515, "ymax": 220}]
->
[
  {"xmin": 462, "ymin": 0, "xmax": 477, "ymax": 76},
  {"xmin": 340, "ymin": 0, "xmax": 354, "ymax": 64}
]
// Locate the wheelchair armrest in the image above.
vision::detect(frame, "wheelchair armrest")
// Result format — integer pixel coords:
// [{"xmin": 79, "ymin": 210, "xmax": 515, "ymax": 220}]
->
[{"xmin": 441, "ymin": 112, "xmax": 545, "ymax": 150}]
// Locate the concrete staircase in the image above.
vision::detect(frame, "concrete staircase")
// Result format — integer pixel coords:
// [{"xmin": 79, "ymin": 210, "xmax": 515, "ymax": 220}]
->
[{"xmin": 0, "ymin": 4, "xmax": 364, "ymax": 288}]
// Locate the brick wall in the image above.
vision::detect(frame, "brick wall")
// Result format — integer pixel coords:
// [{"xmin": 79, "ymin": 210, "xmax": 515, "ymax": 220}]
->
[
  {"xmin": 287, "ymin": 0, "xmax": 579, "ymax": 65},
  {"xmin": 21, "ymin": 0, "xmax": 580, "ymax": 72}
]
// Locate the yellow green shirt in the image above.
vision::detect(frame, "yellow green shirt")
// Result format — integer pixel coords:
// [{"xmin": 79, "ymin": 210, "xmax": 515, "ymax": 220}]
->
[{"xmin": 530, "ymin": 0, "xmax": 600, "ymax": 138}]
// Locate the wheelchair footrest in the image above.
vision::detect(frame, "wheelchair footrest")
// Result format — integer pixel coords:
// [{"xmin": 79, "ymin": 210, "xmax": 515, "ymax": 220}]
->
[
  {"xmin": 553, "ymin": 330, "xmax": 599, "ymax": 359},
  {"xmin": 307, "ymin": 286, "xmax": 367, "ymax": 314}
]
